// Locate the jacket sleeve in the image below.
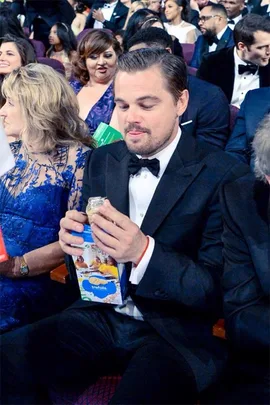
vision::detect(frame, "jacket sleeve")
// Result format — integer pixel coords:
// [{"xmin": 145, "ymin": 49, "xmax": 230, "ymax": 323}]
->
[
  {"xmin": 220, "ymin": 182, "xmax": 270, "ymax": 355},
  {"xmin": 225, "ymin": 94, "xmax": 250, "ymax": 164},
  {"xmin": 58, "ymin": 0, "xmax": 76, "ymax": 24},
  {"xmin": 190, "ymin": 38, "xmax": 201, "ymax": 68},
  {"xmin": 196, "ymin": 54, "xmax": 212, "ymax": 82}
]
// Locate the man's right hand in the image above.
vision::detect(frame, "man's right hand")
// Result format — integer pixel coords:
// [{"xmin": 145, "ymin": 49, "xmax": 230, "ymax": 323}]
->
[{"xmin": 59, "ymin": 210, "xmax": 88, "ymax": 256}]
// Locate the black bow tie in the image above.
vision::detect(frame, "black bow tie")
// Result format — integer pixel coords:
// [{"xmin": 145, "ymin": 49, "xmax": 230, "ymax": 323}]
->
[
  {"xmin": 238, "ymin": 64, "xmax": 258, "ymax": 75},
  {"xmin": 128, "ymin": 155, "xmax": 160, "ymax": 177},
  {"xmin": 228, "ymin": 19, "xmax": 235, "ymax": 24},
  {"xmin": 206, "ymin": 36, "xmax": 219, "ymax": 46}
]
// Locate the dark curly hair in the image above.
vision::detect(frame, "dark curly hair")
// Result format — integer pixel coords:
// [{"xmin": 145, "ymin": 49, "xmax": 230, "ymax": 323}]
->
[{"xmin": 73, "ymin": 29, "xmax": 122, "ymax": 85}]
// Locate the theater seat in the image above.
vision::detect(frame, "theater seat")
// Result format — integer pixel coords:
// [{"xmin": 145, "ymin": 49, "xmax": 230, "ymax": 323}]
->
[
  {"xmin": 187, "ymin": 66, "xmax": 197, "ymax": 76},
  {"xmin": 37, "ymin": 57, "xmax": 66, "ymax": 76},
  {"xmin": 29, "ymin": 39, "xmax": 46, "ymax": 57},
  {"xmin": 182, "ymin": 43, "xmax": 195, "ymax": 65}
]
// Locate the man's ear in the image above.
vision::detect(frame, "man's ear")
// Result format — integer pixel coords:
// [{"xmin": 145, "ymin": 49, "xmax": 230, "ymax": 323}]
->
[
  {"xmin": 176, "ymin": 89, "xmax": 189, "ymax": 117},
  {"xmin": 237, "ymin": 41, "xmax": 247, "ymax": 51}
]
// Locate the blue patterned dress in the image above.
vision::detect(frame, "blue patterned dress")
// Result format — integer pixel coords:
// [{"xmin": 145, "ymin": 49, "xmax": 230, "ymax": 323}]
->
[
  {"xmin": 0, "ymin": 141, "xmax": 90, "ymax": 333},
  {"xmin": 70, "ymin": 80, "xmax": 115, "ymax": 136}
]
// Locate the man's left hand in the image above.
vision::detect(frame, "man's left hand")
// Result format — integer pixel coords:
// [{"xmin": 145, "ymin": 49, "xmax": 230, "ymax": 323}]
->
[
  {"xmin": 91, "ymin": 200, "xmax": 148, "ymax": 264},
  {"xmin": 92, "ymin": 8, "xmax": 105, "ymax": 22},
  {"xmin": 0, "ymin": 257, "xmax": 21, "ymax": 278}
]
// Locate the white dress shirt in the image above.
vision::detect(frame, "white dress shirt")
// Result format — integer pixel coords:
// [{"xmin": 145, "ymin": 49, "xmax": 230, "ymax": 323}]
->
[
  {"xmin": 115, "ymin": 128, "xmax": 181, "ymax": 320},
  {"xmin": 208, "ymin": 25, "xmax": 228, "ymax": 52},
  {"xmin": 227, "ymin": 14, "xmax": 242, "ymax": 30},
  {"xmin": 93, "ymin": 0, "xmax": 118, "ymax": 29},
  {"xmin": 231, "ymin": 47, "xmax": 260, "ymax": 108}
]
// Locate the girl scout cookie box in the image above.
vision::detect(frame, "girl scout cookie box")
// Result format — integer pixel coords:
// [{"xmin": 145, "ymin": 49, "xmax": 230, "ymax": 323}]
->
[{"xmin": 71, "ymin": 225, "xmax": 127, "ymax": 305}]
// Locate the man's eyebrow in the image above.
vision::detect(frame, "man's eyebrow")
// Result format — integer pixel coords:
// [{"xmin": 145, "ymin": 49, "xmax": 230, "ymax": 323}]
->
[{"xmin": 114, "ymin": 96, "xmax": 161, "ymax": 103}]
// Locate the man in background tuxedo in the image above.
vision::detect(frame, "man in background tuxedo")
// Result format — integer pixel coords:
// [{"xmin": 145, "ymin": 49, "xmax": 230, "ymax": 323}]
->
[
  {"xmin": 85, "ymin": 0, "xmax": 128, "ymax": 32},
  {"xmin": 127, "ymin": 27, "xmax": 230, "ymax": 149},
  {"xmin": 220, "ymin": 114, "xmax": 270, "ymax": 405},
  {"xmin": 221, "ymin": 0, "xmax": 245, "ymax": 28},
  {"xmin": 25, "ymin": 0, "xmax": 75, "ymax": 47},
  {"xmin": 0, "ymin": 49, "xmax": 248, "ymax": 405},
  {"xmin": 197, "ymin": 14, "xmax": 270, "ymax": 106},
  {"xmin": 226, "ymin": 87, "xmax": 270, "ymax": 166},
  {"xmin": 190, "ymin": 3, "xmax": 234, "ymax": 68}
]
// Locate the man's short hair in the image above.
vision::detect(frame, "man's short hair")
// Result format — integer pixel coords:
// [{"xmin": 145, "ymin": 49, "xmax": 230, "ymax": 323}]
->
[
  {"xmin": 234, "ymin": 14, "xmax": 270, "ymax": 48},
  {"xmin": 126, "ymin": 27, "xmax": 173, "ymax": 51},
  {"xmin": 117, "ymin": 48, "xmax": 187, "ymax": 103},
  {"xmin": 204, "ymin": 3, "xmax": 228, "ymax": 18},
  {"xmin": 253, "ymin": 113, "xmax": 270, "ymax": 181}
]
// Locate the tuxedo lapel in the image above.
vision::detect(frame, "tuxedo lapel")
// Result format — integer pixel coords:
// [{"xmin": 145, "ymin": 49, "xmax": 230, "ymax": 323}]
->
[
  {"xmin": 105, "ymin": 146, "xmax": 130, "ymax": 217},
  {"xmin": 140, "ymin": 128, "xmax": 206, "ymax": 236},
  {"xmin": 259, "ymin": 63, "xmax": 270, "ymax": 87},
  {"xmin": 224, "ymin": 47, "xmax": 235, "ymax": 102},
  {"xmin": 216, "ymin": 27, "xmax": 232, "ymax": 51},
  {"xmin": 110, "ymin": 1, "xmax": 127, "ymax": 21}
]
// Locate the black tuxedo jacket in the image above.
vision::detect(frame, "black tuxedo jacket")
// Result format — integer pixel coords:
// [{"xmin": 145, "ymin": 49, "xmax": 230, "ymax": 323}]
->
[
  {"xmin": 197, "ymin": 47, "xmax": 270, "ymax": 103},
  {"xmin": 85, "ymin": 0, "xmax": 128, "ymax": 32},
  {"xmin": 67, "ymin": 127, "xmax": 249, "ymax": 391},
  {"xmin": 25, "ymin": 0, "xmax": 75, "ymax": 28},
  {"xmin": 182, "ymin": 75, "xmax": 230, "ymax": 150},
  {"xmin": 221, "ymin": 173, "xmax": 269, "ymax": 371},
  {"xmin": 252, "ymin": 4, "xmax": 270, "ymax": 15}
]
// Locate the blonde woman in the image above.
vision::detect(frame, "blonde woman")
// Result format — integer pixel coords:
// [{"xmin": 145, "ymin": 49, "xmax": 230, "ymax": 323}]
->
[
  {"xmin": 0, "ymin": 64, "xmax": 94, "ymax": 333},
  {"xmin": 164, "ymin": 0, "xmax": 201, "ymax": 43},
  {"xmin": 123, "ymin": 0, "xmax": 150, "ymax": 29}
]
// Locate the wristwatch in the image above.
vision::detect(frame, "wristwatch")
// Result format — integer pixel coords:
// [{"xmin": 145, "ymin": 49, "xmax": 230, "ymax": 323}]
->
[{"xmin": 20, "ymin": 256, "xmax": 29, "ymax": 277}]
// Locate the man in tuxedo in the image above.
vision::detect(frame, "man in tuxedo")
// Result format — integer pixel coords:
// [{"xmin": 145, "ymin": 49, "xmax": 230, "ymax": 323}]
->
[
  {"xmin": 219, "ymin": 114, "xmax": 270, "ymax": 405},
  {"xmin": 252, "ymin": 1, "xmax": 270, "ymax": 16},
  {"xmin": 85, "ymin": 0, "xmax": 128, "ymax": 32},
  {"xmin": 197, "ymin": 14, "xmax": 270, "ymax": 107},
  {"xmin": 226, "ymin": 87, "xmax": 270, "ymax": 166},
  {"xmin": 190, "ymin": 3, "xmax": 234, "ymax": 68},
  {"xmin": 127, "ymin": 27, "xmax": 230, "ymax": 149},
  {"xmin": 0, "ymin": 49, "xmax": 248, "ymax": 405},
  {"xmin": 221, "ymin": 0, "xmax": 245, "ymax": 28},
  {"xmin": 25, "ymin": 0, "xmax": 75, "ymax": 46}
]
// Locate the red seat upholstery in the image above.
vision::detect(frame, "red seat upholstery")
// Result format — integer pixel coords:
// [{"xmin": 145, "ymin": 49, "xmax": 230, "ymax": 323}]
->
[{"xmin": 182, "ymin": 43, "xmax": 195, "ymax": 65}]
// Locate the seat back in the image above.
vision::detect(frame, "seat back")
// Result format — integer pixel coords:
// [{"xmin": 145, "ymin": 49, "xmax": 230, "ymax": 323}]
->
[
  {"xmin": 187, "ymin": 66, "xmax": 197, "ymax": 76},
  {"xmin": 37, "ymin": 57, "xmax": 66, "ymax": 76},
  {"xmin": 29, "ymin": 39, "xmax": 45, "ymax": 57},
  {"xmin": 181, "ymin": 43, "xmax": 195, "ymax": 65}
]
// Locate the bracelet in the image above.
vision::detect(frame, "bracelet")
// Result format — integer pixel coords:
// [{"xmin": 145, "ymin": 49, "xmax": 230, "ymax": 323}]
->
[{"xmin": 135, "ymin": 236, "xmax": 149, "ymax": 267}]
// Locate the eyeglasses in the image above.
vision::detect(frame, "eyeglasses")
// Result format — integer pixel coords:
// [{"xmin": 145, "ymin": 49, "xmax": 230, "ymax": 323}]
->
[{"xmin": 198, "ymin": 15, "xmax": 223, "ymax": 23}]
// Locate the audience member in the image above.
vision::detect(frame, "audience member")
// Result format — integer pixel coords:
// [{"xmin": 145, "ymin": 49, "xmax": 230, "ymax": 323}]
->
[
  {"xmin": 197, "ymin": 14, "xmax": 270, "ymax": 106},
  {"xmin": 123, "ymin": 0, "xmax": 150, "ymax": 29},
  {"xmin": 0, "ymin": 3, "xmax": 27, "ymax": 38},
  {"xmin": 70, "ymin": 29, "xmax": 122, "ymax": 135},
  {"xmin": 225, "ymin": 87, "xmax": 270, "ymax": 166},
  {"xmin": 71, "ymin": 2, "xmax": 87, "ymax": 36},
  {"xmin": 190, "ymin": 3, "xmax": 234, "ymax": 68},
  {"xmin": 47, "ymin": 22, "xmax": 77, "ymax": 80},
  {"xmin": 0, "ymin": 35, "xmax": 36, "ymax": 108},
  {"xmin": 0, "ymin": 49, "xmax": 248, "ymax": 404},
  {"xmin": 85, "ymin": 0, "xmax": 129, "ymax": 32},
  {"xmin": 122, "ymin": 8, "xmax": 183, "ymax": 56},
  {"xmin": 24, "ymin": 0, "xmax": 76, "ymax": 48},
  {"xmin": 221, "ymin": 0, "xmax": 245, "ymax": 28},
  {"xmin": 252, "ymin": 0, "xmax": 270, "ymax": 15},
  {"xmin": 127, "ymin": 27, "xmax": 230, "ymax": 149},
  {"xmin": 148, "ymin": 0, "xmax": 162, "ymax": 12},
  {"xmin": 0, "ymin": 63, "xmax": 93, "ymax": 333},
  {"xmin": 164, "ymin": 0, "xmax": 201, "ymax": 43},
  {"xmin": 220, "ymin": 115, "xmax": 270, "ymax": 405}
]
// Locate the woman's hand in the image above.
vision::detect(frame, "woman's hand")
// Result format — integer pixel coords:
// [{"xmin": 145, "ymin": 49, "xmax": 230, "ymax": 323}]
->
[{"xmin": 0, "ymin": 257, "xmax": 21, "ymax": 278}]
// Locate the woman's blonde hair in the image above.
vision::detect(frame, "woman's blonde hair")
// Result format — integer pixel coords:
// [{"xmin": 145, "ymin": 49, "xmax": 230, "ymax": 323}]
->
[{"xmin": 1, "ymin": 63, "xmax": 94, "ymax": 151}]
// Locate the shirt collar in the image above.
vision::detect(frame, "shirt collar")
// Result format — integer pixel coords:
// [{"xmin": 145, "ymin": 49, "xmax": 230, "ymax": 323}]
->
[
  {"xmin": 231, "ymin": 14, "xmax": 242, "ymax": 24},
  {"xmin": 216, "ymin": 25, "xmax": 228, "ymax": 40},
  {"xmin": 103, "ymin": 0, "xmax": 118, "ymax": 8},
  {"xmin": 137, "ymin": 127, "xmax": 181, "ymax": 178},
  {"xmin": 234, "ymin": 47, "xmax": 259, "ymax": 75}
]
